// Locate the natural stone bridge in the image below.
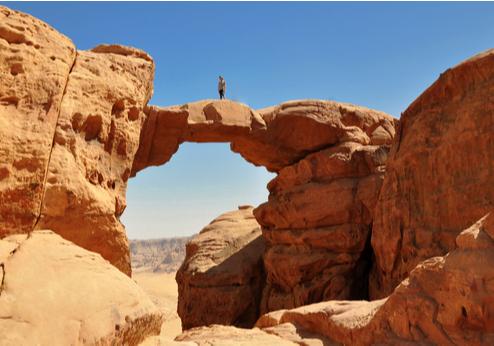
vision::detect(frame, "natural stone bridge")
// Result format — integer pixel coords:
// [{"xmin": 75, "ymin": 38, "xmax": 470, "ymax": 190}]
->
[
  {"xmin": 4, "ymin": 5, "xmax": 494, "ymax": 345},
  {"xmin": 0, "ymin": 5, "xmax": 396, "ymax": 315}
]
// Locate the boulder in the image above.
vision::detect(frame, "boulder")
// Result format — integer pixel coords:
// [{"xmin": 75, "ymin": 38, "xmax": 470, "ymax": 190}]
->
[
  {"xmin": 0, "ymin": 230, "xmax": 163, "ymax": 345},
  {"xmin": 176, "ymin": 207, "xmax": 265, "ymax": 329}
]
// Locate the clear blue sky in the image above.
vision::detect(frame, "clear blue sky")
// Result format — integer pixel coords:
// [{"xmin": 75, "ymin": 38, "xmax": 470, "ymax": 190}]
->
[{"xmin": 4, "ymin": 2, "xmax": 494, "ymax": 239}]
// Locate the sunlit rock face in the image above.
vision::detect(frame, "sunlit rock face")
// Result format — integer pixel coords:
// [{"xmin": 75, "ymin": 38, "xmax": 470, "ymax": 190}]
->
[
  {"xmin": 133, "ymin": 99, "xmax": 396, "ymax": 175},
  {"xmin": 0, "ymin": 6, "xmax": 76, "ymax": 235},
  {"xmin": 0, "ymin": 230, "xmax": 163, "ymax": 345},
  {"xmin": 0, "ymin": 6, "xmax": 154, "ymax": 276},
  {"xmin": 35, "ymin": 45, "xmax": 155, "ymax": 276},
  {"xmin": 7, "ymin": 3, "xmax": 494, "ymax": 346},
  {"xmin": 176, "ymin": 206, "xmax": 265, "ymax": 329},
  {"xmin": 370, "ymin": 48, "xmax": 494, "ymax": 299}
]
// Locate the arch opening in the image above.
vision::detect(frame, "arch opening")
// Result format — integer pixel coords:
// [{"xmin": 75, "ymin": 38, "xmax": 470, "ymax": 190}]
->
[{"xmin": 123, "ymin": 142, "xmax": 274, "ymax": 240}]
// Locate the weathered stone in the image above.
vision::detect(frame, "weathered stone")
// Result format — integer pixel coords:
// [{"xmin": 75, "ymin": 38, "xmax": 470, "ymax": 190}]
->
[
  {"xmin": 370, "ymin": 48, "xmax": 494, "ymax": 298},
  {"xmin": 35, "ymin": 45, "xmax": 155, "ymax": 275},
  {"xmin": 0, "ymin": 5, "xmax": 76, "ymax": 235},
  {"xmin": 255, "ymin": 143, "xmax": 393, "ymax": 313},
  {"xmin": 0, "ymin": 230, "xmax": 162, "ymax": 345},
  {"xmin": 132, "ymin": 99, "xmax": 396, "ymax": 175},
  {"xmin": 176, "ymin": 207, "xmax": 265, "ymax": 329},
  {"xmin": 256, "ymin": 212, "xmax": 494, "ymax": 345}
]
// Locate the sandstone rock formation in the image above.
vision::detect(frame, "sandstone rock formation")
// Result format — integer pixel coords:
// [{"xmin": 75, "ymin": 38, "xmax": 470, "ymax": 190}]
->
[
  {"xmin": 0, "ymin": 5, "xmax": 154, "ymax": 276},
  {"xmin": 130, "ymin": 236, "xmax": 190, "ymax": 273},
  {"xmin": 10, "ymin": 5, "xmax": 494, "ymax": 346},
  {"xmin": 132, "ymin": 98, "xmax": 396, "ymax": 316},
  {"xmin": 370, "ymin": 48, "xmax": 494, "ymax": 298},
  {"xmin": 0, "ymin": 6, "xmax": 76, "ymax": 235},
  {"xmin": 35, "ymin": 45, "xmax": 155, "ymax": 276},
  {"xmin": 255, "ymin": 108, "xmax": 396, "ymax": 313},
  {"xmin": 133, "ymin": 99, "xmax": 396, "ymax": 175},
  {"xmin": 0, "ymin": 230, "xmax": 162, "ymax": 345},
  {"xmin": 176, "ymin": 206, "xmax": 265, "ymax": 329},
  {"xmin": 255, "ymin": 212, "xmax": 494, "ymax": 345}
]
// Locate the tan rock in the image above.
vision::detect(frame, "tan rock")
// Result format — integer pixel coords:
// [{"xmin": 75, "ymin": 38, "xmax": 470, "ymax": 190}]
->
[
  {"xmin": 0, "ymin": 5, "xmax": 76, "ymax": 235},
  {"xmin": 35, "ymin": 45, "xmax": 155, "ymax": 275},
  {"xmin": 370, "ymin": 48, "xmax": 494, "ymax": 298},
  {"xmin": 0, "ymin": 230, "xmax": 162, "ymax": 345},
  {"xmin": 176, "ymin": 207, "xmax": 265, "ymax": 330}
]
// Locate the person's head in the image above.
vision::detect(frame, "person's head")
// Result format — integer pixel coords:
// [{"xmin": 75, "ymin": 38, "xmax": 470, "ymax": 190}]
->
[{"xmin": 219, "ymin": 75, "xmax": 223, "ymax": 80}]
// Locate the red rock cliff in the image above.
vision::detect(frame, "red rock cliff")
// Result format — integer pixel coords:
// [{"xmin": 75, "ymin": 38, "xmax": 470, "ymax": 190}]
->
[{"xmin": 370, "ymin": 48, "xmax": 494, "ymax": 298}]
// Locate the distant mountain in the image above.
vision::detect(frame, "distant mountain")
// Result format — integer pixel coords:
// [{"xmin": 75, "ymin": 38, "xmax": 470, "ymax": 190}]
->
[{"xmin": 130, "ymin": 237, "xmax": 191, "ymax": 273}]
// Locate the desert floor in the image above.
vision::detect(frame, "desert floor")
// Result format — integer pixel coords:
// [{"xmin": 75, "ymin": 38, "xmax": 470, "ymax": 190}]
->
[{"xmin": 133, "ymin": 271, "xmax": 182, "ymax": 342}]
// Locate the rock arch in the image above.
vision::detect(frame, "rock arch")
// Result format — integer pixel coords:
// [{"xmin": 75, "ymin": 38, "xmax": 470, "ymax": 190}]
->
[{"xmin": 0, "ymin": 4, "xmax": 396, "ymax": 311}]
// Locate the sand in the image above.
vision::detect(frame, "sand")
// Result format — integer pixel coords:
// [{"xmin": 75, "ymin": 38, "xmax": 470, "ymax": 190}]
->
[{"xmin": 133, "ymin": 271, "xmax": 182, "ymax": 342}]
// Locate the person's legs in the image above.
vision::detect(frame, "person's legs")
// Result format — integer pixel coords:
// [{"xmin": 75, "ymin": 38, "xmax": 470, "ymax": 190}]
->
[{"xmin": 219, "ymin": 90, "xmax": 224, "ymax": 99}]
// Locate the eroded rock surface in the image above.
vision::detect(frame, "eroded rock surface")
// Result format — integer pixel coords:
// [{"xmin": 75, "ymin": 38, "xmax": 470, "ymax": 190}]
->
[
  {"xmin": 255, "ymin": 212, "xmax": 494, "ymax": 345},
  {"xmin": 370, "ymin": 48, "xmax": 494, "ymax": 298},
  {"xmin": 0, "ymin": 230, "xmax": 162, "ymax": 345},
  {"xmin": 176, "ymin": 207, "xmax": 265, "ymax": 329},
  {"xmin": 0, "ymin": 5, "xmax": 154, "ymax": 276},
  {"xmin": 254, "ymin": 112, "xmax": 396, "ymax": 313},
  {"xmin": 134, "ymin": 98, "xmax": 396, "ymax": 317},
  {"xmin": 133, "ymin": 99, "xmax": 396, "ymax": 175},
  {"xmin": 0, "ymin": 5, "xmax": 76, "ymax": 235},
  {"xmin": 34, "ymin": 45, "xmax": 155, "ymax": 275}
]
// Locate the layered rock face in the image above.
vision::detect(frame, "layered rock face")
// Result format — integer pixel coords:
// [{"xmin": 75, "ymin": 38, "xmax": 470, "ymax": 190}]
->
[
  {"xmin": 0, "ymin": 6, "xmax": 76, "ymax": 235},
  {"xmin": 255, "ymin": 212, "xmax": 494, "ymax": 345},
  {"xmin": 176, "ymin": 207, "xmax": 265, "ymax": 329},
  {"xmin": 254, "ymin": 105, "xmax": 396, "ymax": 313},
  {"xmin": 370, "ymin": 49, "xmax": 494, "ymax": 298},
  {"xmin": 0, "ymin": 230, "xmax": 163, "ymax": 345}
]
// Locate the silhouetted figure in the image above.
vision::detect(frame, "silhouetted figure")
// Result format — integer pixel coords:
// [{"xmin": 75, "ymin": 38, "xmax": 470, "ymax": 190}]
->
[{"xmin": 218, "ymin": 76, "xmax": 226, "ymax": 99}]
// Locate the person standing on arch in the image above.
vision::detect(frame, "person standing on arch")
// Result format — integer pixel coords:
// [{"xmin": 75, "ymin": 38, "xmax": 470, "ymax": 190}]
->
[{"xmin": 218, "ymin": 75, "xmax": 226, "ymax": 100}]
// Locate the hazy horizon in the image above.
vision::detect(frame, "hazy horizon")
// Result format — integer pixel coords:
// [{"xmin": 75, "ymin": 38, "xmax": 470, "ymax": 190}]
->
[{"xmin": 5, "ymin": 2, "xmax": 494, "ymax": 239}]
